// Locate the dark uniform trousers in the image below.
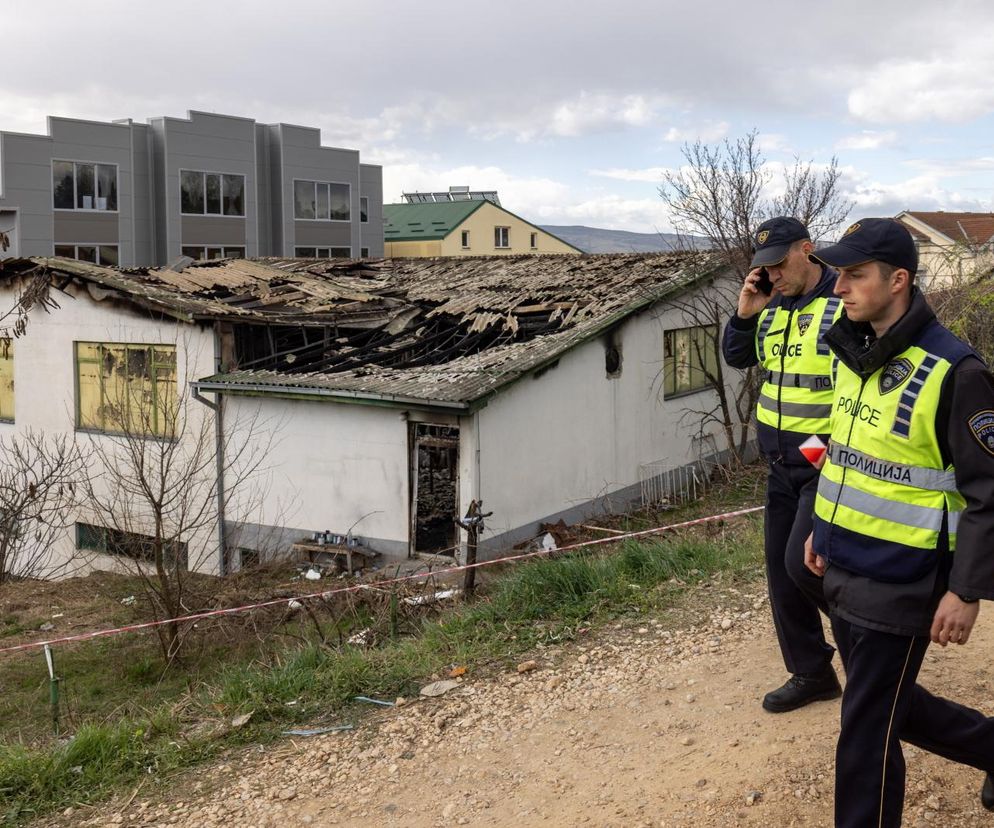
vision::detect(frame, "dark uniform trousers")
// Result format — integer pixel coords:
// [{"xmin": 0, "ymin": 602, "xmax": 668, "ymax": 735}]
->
[
  {"xmin": 832, "ymin": 616, "xmax": 994, "ymax": 828},
  {"xmin": 765, "ymin": 462, "xmax": 834, "ymax": 673}
]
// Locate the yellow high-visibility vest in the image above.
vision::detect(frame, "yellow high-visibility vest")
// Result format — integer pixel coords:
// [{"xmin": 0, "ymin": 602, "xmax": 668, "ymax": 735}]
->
[
  {"xmin": 755, "ymin": 296, "xmax": 843, "ymax": 436},
  {"xmin": 813, "ymin": 326, "xmax": 972, "ymax": 581}
]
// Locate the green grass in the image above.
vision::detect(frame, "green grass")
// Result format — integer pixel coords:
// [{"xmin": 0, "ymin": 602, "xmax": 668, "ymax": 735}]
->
[{"xmin": 0, "ymin": 512, "xmax": 764, "ymax": 824}]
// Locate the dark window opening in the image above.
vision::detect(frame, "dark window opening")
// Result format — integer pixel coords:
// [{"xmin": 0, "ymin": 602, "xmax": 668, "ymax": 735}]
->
[
  {"xmin": 76, "ymin": 522, "xmax": 188, "ymax": 569},
  {"xmin": 605, "ymin": 328, "xmax": 623, "ymax": 377}
]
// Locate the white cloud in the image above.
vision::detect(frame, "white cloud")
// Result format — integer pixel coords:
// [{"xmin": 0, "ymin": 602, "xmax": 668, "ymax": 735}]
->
[
  {"xmin": 757, "ymin": 133, "xmax": 791, "ymax": 154},
  {"xmin": 662, "ymin": 121, "xmax": 729, "ymax": 143},
  {"xmin": 382, "ymin": 161, "xmax": 674, "ymax": 232},
  {"xmin": 847, "ymin": 40, "xmax": 994, "ymax": 123},
  {"xmin": 467, "ymin": 92, "xmax": 668, "ymax": 143},
  {"xmin": 588, "ymin": 167, "xmax": 670, "ymax": 183},
  {"xmin": 834, "ymin": 165, "xmax": 992, "ymax": 217},
  {"xmin": 835, "ymin": 130, "xmax": 897, "ymax": 151}
]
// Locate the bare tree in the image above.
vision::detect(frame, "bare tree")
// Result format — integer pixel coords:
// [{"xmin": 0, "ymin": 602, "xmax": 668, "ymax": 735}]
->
[
  {"xmin": 0, "ymin": 428, "xmax": 89, "ymax": 584},
  {"xmin": 658, "ymin": 130, "xmax": 853, "ymax": 463},
  {"xmin": 83, "ymin": 353, "xmax": 278, "ymax": 662}
]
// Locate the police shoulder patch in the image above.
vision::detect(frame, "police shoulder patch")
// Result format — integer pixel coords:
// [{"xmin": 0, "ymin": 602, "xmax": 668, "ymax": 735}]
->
[
  {"xmin": 797, "ymin": 313, "xmax": 814, "ymax": 336},
  {"xmin": 878, "ymin": 357, "xmax": 913, "ymax": 394},
  {"xmin": 967, "ymin": 409, "xmax": 994, "ymax": 456}
]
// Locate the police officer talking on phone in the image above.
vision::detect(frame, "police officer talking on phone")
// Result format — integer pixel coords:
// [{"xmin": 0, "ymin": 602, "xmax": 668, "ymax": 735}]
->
[{"xmin": 722, "ymin": 216, "xmax": 843, "ymax": 712}]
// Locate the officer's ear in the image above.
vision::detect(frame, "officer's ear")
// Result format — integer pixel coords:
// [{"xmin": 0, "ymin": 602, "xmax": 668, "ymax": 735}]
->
[
  {"xmin": 891, "ymin": 267, "xmax": 911, "ymax": 294},
  {"xmin": 801, "ymin": 240, "xmax": 814, "ymax": 256}
]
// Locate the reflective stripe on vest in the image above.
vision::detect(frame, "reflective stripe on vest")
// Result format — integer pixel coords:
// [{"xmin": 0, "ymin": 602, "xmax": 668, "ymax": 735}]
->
[
  {"xmin": 754, "ymin": 295, "xmax": 844, "ymax": 437},
  {"xmin": 826, "ymin": 442, "xmax": 958, "ymax": 491},
  {"xmin": 758, "ymin": 393, "xmax": 832, "ymax": 420},
  {"xmin": 892, "ymin": 355, "xmax": 940, "ymax": 438},
  {"xmin": 766, "ymin": 370, "xmax": 834, "ymax": 390},
  {"xmin": 817, "ymin": 476, "xmax": 959, "ymax": 534},
  {"xmin": 816, "ymin": 298, "xmax": 842, "ymax": 356},
  {"xmin": 756, "ymin": 311, "xmax": 776, "ymax": 362}
]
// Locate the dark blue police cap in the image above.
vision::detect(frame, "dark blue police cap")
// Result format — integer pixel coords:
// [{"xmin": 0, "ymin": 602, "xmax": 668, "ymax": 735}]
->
[
  {"xmin": 810, "ymin": 218, "xmax": 918, "ymax": 276},
  {"xmin": 750, "ymin": 216, "xmax": 811, "ymax": 268}
]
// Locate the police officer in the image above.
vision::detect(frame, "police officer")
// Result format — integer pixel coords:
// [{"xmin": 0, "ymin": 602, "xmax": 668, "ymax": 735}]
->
[
  {"xmin": 722, "ymin": 216, "xmax": 842, "ymax": 712},
  {"xmin": 804, "ymin": 217, "xmax": 994, "ymax": 827}
]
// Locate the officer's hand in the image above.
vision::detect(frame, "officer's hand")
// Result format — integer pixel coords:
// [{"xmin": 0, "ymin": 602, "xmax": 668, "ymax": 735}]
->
[
  {"xmin": 737, "ymin": 269, "xmax": 773, "ymax": 319},
  {"xmin": 803, "ymin": 532, "xmax": 826, "ymax": 577},
  {"xmin": 930, "ymin": 592, "xmax": 980, "ymax": 646}
]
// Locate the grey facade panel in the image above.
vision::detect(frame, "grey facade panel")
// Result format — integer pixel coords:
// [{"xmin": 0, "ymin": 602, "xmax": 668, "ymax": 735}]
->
[
  {"xmin": 360, "ymin": 164, "xmax": 384, "ymax": 257},
  {"xmin": 53, "ymin": 212, "xmax": 119, "ymax": 244},
  {"xmin": 292, "ymin": 221, "xmax": 352, "ymax": 247},
  {"xmin": 254, "ymin": 124, "xmax": 272, "ymax": 257},
  {"xmin": 0, "ymin": 109, "xmax": 383, "ymax": 265},
  {"xmin": 180, "ymin": 216, "xmax": 247, "ymax": 246},
  {"xmin": 149, "ymin": 119, "xmax": 168, "ymax": 265},
  {"xmin": 130, "ymin": 123, "xmax": 156, "ymax": 266}
]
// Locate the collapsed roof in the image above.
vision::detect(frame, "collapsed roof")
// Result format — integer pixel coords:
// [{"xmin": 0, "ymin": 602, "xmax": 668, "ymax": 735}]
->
[{"xmin": 0, "ymin": 252, "xmax": 723, "ymax": 409}]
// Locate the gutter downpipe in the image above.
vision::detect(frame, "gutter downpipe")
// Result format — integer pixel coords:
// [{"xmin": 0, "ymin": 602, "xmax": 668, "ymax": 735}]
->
[{"xmin": 191, "ymin": 333, "xmax": 228, "ymax": 577}]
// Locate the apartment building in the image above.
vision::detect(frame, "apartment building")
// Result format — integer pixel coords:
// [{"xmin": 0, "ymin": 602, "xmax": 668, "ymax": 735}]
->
[{"xmin": 0, "ymin": 111, "xmax": 383, "ymax": 266}]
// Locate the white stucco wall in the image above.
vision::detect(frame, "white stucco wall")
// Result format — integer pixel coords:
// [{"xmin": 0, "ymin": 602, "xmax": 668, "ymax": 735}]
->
[
  {"xmin": 472, "ymin": 281, "xmax": 740, "ymax": 548},
  {"xmin": 0, "ymin": 280, "xmax": 217, "ymax": 576},
  {"xmin": 221, "ymin": 394, "xmax": 413, "ymax": 558}
]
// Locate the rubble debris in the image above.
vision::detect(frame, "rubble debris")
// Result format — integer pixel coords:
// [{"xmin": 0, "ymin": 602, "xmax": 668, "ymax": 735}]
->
[
  {"xmin": 402, "ymin": 588, "xmax": 461, "ymax": 606},
  {"xmin": 281, "ymin": 725, "xmax": 353, "ymax": 737},
  {"xmin": 419, "ymin": 680, "xmax": 461, "ymax": 698},
  {"xmin": 354, "ymin": 696, "xmax": 394, "ymax": 707},
  {"xmin": 1, "ymin": 252, "xmax": 721, "ymax": 408}
]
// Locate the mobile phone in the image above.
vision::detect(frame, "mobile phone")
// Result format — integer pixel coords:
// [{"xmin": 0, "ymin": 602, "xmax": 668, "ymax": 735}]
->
[{"xmin": 755, "ymin": 267, "xmax": 773, "ymax": 296}]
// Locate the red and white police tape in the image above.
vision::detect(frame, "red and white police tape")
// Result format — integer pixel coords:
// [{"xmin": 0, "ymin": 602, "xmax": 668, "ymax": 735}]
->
[{"xmin": 0, "ymin": 504, "xmax": 763, "ymax": 657}]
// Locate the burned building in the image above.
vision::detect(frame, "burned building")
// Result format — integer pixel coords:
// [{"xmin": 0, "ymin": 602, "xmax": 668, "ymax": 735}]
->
[{"xmin": 0, "ymin": 251, "xmax": 739, "ymax": 573}]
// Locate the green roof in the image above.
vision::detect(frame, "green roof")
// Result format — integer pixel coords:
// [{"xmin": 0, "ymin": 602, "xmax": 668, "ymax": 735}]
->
[{"xmin": 383, "ymin": 201, "xmax": 485, "ymax": 242}]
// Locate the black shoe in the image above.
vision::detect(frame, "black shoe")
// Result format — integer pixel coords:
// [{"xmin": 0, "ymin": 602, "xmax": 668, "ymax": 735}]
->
[
  {"xmin": 982, "ymin": 773, "xmax": 994, "ymax": 811},
  {"xmin": 762, "ymin": 667, "xmax": 842, "ymax": 713}
]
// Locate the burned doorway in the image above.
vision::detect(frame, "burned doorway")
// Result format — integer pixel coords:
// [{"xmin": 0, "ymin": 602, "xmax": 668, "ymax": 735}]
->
[{"xmin": 410, "ymin": 423, "xmax": 459, "ymax": 556}]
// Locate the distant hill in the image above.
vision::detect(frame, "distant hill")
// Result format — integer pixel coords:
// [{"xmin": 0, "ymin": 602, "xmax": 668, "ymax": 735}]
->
[{"xmin": 540, "ymin": 225, "xmax": 709, "ymax": 254}]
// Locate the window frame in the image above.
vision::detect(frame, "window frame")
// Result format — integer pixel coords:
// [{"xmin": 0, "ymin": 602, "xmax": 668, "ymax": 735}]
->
[
  {"xmin": 179, "ymin": 169, "xmax": 246, "ymax": 217},
  {"xmin": 74, "ymin": 341, "xmax": 178, "ymax": 438},
  {"xmin": 293, "ymin": 246, "xmax": 352, "ymax": 258},
  {"xmin": 180, "ymin": 246, "xmax": 245, "ymax": 261},
  {"xmin": 461, "ymin": 230, "xmax": 470, "ymax": 249},
  {"xmin": 53, "ymin": 243, "xmax": 120, "ymax": 266},
  {"xmin": 360, "ymin": 196, "xmax": 369, "ymax": 223},
  {"xmin": 292, "ymin": 179, "xmax": 352, "ymax": 223},
  {"xmin": 52, "ymin": 159, "xmax": 119, "ymax": 213},
  {"xmin": 662, "ymin": 324, "xmax": 719, "ymax": 399},
  {"xmin": 495, "ymin": 226, "xmax": 510, "ymax": 248},
  {"xmin": 76, "ymin": 522, "xmax": 188, "ymax": 569}
]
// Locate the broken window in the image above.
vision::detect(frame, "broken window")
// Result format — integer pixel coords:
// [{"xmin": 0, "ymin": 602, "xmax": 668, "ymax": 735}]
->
[
  {"xmin": 75, "ymin": 342, "xmax": 177, "ymax": 437},
  {"xmin": 77, "ymin": 522, "xmax": 187, "ymax": 569},
  {"xmin": 411, "ymin": 424, "xmax": 459, "ymax": 556},
  {"xmin": 663, "ymin": 324, "xmax": 717, "ymax": 397}
]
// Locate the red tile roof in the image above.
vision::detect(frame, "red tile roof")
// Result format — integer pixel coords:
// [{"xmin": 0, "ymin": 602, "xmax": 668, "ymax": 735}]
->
[{"xmin": 900, "ymin": 211, "xmax": 994, "ymax": 245}]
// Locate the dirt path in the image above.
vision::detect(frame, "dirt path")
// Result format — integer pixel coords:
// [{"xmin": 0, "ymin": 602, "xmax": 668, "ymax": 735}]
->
[{"xmin": 51, "ymin": 583, "xmax": 994, "ymax": 828}]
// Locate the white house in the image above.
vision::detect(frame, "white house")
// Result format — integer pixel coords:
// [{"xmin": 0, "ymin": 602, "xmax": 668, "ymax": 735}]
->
[
  {"xmin": 895, "ymin": 210, "xmax": 994, "ymax": 289},
  {"xmin": 0, "ymin": 252, "xmax": 742, "ymax": 577}
]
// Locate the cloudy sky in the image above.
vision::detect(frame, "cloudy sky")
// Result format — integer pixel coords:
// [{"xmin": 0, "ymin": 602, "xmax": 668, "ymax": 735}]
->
[{"xmin": 5, "ymin": 0, "xmax": 994, "ymax": 234}]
